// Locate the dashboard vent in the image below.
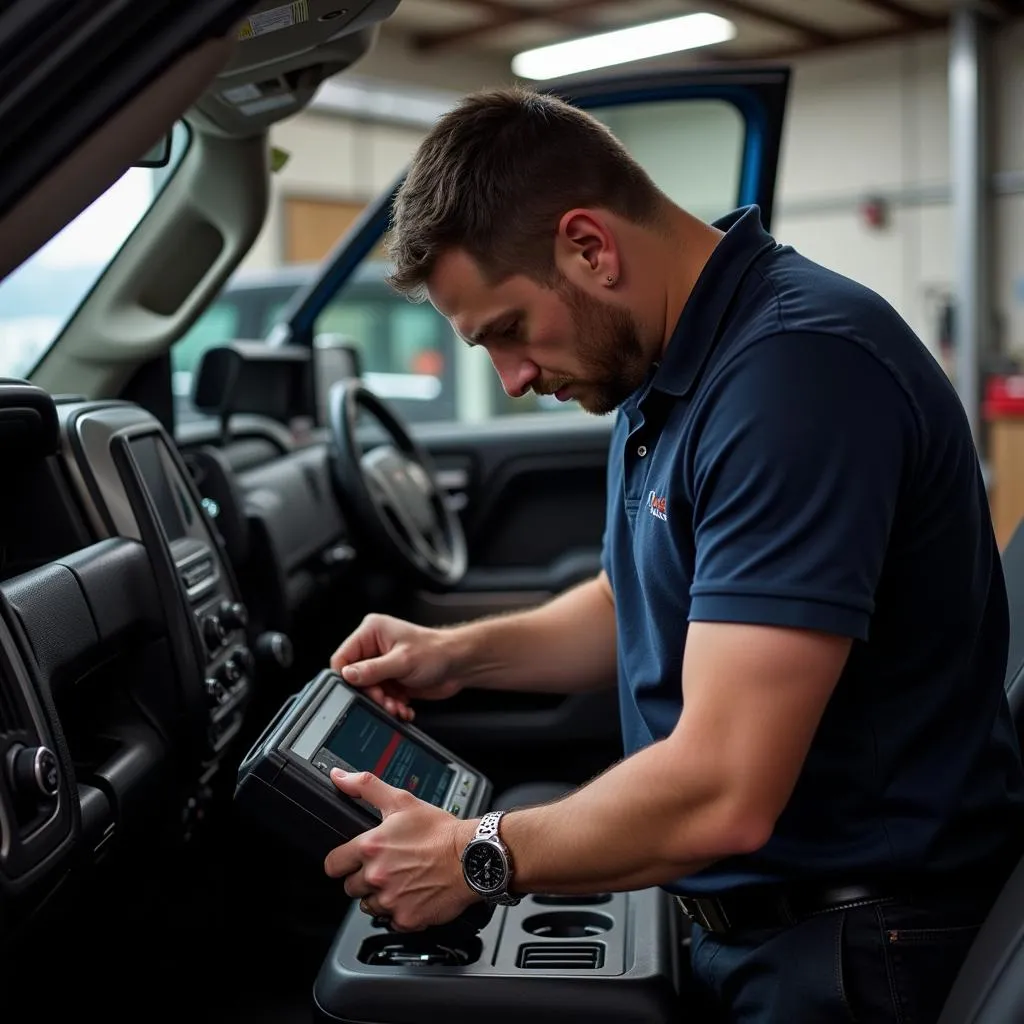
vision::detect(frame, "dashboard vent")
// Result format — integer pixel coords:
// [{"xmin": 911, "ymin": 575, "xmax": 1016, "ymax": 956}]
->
[{"xmin": 516, "ymin": 943, "xmax": 604, "ymax": 970}]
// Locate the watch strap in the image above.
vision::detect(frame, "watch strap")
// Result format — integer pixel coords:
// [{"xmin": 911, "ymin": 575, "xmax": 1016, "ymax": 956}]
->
[
  {"xmin": 467, "ymin": 810, "xmax": 521, "ymax": 906},
  {"xmin": 474, "ymin": 809, "xmax": 505, "ymax": 843}
]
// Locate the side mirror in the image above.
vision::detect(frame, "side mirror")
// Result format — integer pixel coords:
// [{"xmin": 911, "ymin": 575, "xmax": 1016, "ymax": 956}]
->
[
  {"xmin": 314, "ymin": 335, "xmax": 363, "ymax": 425},
  {"xmin": 134, "ymin": 133, "xmax": 173, "ymax": 169}
]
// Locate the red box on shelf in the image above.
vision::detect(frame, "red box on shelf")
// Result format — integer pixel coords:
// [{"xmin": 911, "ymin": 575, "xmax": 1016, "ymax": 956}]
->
[{"xmin": 984, "ymin": 376, "xmax": 1024, "ymax": 419}]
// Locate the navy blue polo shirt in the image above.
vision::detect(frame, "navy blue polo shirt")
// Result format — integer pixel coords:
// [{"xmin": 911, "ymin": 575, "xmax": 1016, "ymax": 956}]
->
[{"xmin": 603, "ymin": 205, "xmax": 1024, "ymax": 896}]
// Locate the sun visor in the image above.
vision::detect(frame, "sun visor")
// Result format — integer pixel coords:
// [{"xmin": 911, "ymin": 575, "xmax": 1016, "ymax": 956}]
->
[
  {"xmin": 0, "ymin": 380, "xmax": 59, "ymax": 461},
  {"xmin": 193, "ymin": 341, "xmax": 312, "ymax": 425}
]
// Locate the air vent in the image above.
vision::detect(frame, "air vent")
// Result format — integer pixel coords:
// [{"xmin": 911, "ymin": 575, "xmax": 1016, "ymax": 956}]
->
[{"xmin": 516, "ymin": 943, "xmax": 604, "ymax": 970}]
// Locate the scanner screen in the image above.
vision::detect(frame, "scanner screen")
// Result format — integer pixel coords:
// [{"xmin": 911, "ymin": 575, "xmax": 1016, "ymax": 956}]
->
[{"xmin": 325, "ymin": 703, "xmax": 455, "ymax": 808}]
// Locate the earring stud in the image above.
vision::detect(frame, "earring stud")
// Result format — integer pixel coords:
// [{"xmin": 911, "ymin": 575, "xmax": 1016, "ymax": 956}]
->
[{"xmin": 606, "ymin": 275, "xmax": 615, "ymax": 284}]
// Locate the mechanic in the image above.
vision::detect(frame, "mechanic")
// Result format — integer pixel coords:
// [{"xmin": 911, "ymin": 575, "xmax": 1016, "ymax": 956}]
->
[{"xmin": 322, "ymin": 87, "xmax": 1024, "ymax": 1023}]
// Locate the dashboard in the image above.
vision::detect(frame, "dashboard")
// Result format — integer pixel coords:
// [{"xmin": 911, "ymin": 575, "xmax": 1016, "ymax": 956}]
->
[
  {"xmin": 0, "ymin": 382, "xmax": 362, "ymax": 967},
  {"xmin": 0, "ymin": 370, "xmax": 677, "ymax": 1023},
  {"xmin": 59, "ymin": 401, "xmax": 254, "ymax": 751}
]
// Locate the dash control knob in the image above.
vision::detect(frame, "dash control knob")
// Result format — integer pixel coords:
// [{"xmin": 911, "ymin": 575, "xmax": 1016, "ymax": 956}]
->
[
  {"xmin": 221, "ymin": 657, "xmax": 243, "ymax": 686},
  {"xmin": 219, "ymin": 601, "xmax": 249, "ymax": 632},
  {"xmin": 10, "ymin": 745, "xmax": 60, "ymax": 801},
  {"xmin": 204, "ymin": 677, "xmax": 229, "ymax": 705},
  {"xmin": 226, "ymin": 648, "xmax": 253, "ymax": 682},
  {"xmin": 202, "ymin": 614, "xmax": 228, "ymax": 652},
  {"xmin": 256, "ymin": 631, "xmax": 294, "ymax": 671}
]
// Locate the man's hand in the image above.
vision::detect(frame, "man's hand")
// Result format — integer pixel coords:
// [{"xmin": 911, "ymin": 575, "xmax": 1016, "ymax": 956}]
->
[
  {"xmin": 330, "ymin": 614, "xmax": 463, "ymax": 722},
  {"xmin": 324, "ymin": 768, "xmax": 480, "ymax": 931}
]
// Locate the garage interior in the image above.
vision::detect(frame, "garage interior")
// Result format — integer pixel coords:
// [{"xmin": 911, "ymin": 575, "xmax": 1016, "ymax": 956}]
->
[
  {"xmin": 244, "ymin": 0, "xmax": 1023, "ymax": 537},
  {"xmin": 3, "ymin": 2, "xmax": 1024, "ymax": 1023}
]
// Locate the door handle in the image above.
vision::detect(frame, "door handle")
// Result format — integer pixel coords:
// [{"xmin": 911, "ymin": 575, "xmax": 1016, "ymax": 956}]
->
[{"xmin": 435, "ymin": 468, "xmax": 470, "ymax": 511}]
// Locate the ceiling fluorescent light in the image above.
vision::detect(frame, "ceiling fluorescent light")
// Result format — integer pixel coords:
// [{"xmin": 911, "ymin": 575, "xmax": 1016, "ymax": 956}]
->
[
  {"xmin": 312, "ymin": 76, "xmax": 459, "ymax": 128},
  {"xmin": 512, "ymin": 13, "xmax": 736, "ymax": 81}
]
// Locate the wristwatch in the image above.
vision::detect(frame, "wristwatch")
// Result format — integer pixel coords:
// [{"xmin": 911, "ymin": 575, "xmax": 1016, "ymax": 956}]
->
[{"xmin": 461, "ymin": 810, "xmax": 521, "ymax": 906}]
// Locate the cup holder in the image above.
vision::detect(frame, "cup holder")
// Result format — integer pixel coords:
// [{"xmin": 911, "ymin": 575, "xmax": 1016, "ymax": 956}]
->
[
  {"xmin": 532, "ymin": 894, "xmax": 612, "ymax": 906},
  {"xmin": 521, "ymin": 911, "xmax": 614, "ymax": 938},
  {"xmin": 358, "ymin": 933, "xmax": 483, "ymax": 967}
]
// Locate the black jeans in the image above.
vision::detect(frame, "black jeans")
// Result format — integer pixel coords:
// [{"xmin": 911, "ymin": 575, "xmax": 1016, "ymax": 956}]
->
[{"xmin": 688, "ymin": 892, "xmax": 991, "ymax": 1023}]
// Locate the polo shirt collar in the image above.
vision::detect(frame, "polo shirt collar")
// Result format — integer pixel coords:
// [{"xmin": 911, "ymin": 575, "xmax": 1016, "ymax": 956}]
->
[{"xmin": 651, "ymin": 205, "xmax": 778, "ymax": 398}]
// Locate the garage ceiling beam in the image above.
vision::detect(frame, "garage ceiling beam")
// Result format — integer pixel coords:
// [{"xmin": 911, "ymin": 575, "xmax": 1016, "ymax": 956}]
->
[
  {"xmin": 415, "ymin": 0, "xmax": 844, "ymax": 53},
  {"xmin": 413, "ymin": 0, "xmax": 1019, "ymax": 59},
  {"xmin": 853, "ymin": 0, "xmax": 945, "ymax": 27},
  {"xmin": 702, "ymin": 0, "xmax": 840, "ymax": 44},
  {"xmin": 412, "ymin": 0, "xmax": 624, "ymax": 53},
  {"xmin": 448, "ymin": 0, "xmax": 591, "ymax": 28},
  {"xmin": 730, "ymin": 17, "xmax": 945, "ymax": 61}
]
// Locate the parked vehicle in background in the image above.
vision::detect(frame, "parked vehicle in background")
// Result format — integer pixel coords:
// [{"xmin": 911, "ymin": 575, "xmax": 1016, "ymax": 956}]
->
[{"xmin": 172, "ymin": 258, "xmax": 564, "ymax": 426}]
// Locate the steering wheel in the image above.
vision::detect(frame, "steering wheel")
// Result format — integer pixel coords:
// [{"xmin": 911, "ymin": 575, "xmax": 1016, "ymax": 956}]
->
[{"xmin": 327, "ymin": 381, "xmax": 468, "ymax": 589}]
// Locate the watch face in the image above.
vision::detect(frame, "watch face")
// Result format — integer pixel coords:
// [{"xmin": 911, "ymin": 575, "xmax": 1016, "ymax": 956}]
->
[{"xmin": 464, "ymin": 841, "xmax": 506, "ymax": 894}]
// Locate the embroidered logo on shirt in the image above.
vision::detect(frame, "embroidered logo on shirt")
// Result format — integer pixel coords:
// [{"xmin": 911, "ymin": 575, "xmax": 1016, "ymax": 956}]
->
[{"xmin": 647, "ymin": 491, "xmax": 668, "ymax": 522}]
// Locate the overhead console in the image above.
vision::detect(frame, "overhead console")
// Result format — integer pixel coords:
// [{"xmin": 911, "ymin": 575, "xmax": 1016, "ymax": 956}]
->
[
  {"xmin": 56, "ymin": 400, "xmax": 253, "ymax": 757},
  {"xmin": 192, "ymin": 0, "xmax": 402, "ymax": 136}
]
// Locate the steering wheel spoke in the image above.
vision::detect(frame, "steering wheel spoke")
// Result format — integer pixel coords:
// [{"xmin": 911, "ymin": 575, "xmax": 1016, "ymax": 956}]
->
[
  {"xmin": 366, "ymin": 461, "xmax": 441, "ymax": 569},
  {"xmin": 328, "ymin": 381, "xmax": 467, "ymax": 589}
]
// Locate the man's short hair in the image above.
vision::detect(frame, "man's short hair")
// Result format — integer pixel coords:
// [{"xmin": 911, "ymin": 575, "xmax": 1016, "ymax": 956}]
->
[{"xmin": 386, "ymin": 86, "xmax": 666, "ymax": 299}]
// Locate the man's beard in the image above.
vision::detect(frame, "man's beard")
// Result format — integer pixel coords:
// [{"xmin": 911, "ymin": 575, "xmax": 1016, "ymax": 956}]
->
[{"xmin": 546, "ymin": 279, "xmax": 649, "ymax": 416}]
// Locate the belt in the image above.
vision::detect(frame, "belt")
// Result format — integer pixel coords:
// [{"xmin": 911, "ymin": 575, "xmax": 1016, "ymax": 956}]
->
[{"xmin": 676, "ymin": 882, "xmax": 897, "ymax": 937}]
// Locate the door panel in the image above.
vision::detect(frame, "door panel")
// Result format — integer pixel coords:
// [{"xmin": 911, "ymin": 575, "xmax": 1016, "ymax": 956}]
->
[
  {"xmin": 404, "ymin": 414, "xmax": 617, "ymax": 790},
  {"xmin": 413, "ymin": 413, "xmax": 612, "ymax": 621}
]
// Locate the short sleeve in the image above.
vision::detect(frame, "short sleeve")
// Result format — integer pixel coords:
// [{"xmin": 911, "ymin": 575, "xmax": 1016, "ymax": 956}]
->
[{"xmin": 687, "ymin": 332, "xmax": 915, "ymax": 641}]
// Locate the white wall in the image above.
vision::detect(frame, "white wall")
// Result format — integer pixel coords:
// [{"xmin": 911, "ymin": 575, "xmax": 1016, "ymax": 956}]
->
[
  {"xmin": 244, "ymin": 114, "xmax": 426, "ymax": 270},
  {"xmin": 774, "ymin": 19, "xmax": 1024, "ymax": 367},
  {"xmin": 346, "ymin": 30, "xmax": 515, "ymax": 94}
]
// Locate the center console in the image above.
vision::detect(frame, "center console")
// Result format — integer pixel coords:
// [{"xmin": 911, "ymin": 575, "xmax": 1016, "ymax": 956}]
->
[
  {"xmin": 314, "ymin": 887, "xmax": 681, "ymax": 1024},
  {"xmin": 240, "ymin": 675, "xmax": 685, "ymax": 1024},
  {"xmin": 57, "ymin": 401, "xmax": 253, "ymax": 757}
]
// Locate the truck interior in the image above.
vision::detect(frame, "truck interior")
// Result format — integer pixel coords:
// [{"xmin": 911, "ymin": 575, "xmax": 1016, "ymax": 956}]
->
[{"xmin": 0, "ymin": 2, "xmax": 1022, "ymax": 1022}]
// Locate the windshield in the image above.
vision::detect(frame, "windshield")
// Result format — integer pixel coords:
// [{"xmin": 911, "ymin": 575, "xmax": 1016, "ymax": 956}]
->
[{"xmin": 0, "ymin": 121, "xmax": 190, "ymax": 379}]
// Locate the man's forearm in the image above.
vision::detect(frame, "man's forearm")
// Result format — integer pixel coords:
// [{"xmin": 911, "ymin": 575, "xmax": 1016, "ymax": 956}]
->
[
  {"xmin": 456, "ymin": 735, "xmax": 765, "ymax": 894},
  {"xmin": 443, "ymin": 574, "xmax": 617, "ymax": 695}
]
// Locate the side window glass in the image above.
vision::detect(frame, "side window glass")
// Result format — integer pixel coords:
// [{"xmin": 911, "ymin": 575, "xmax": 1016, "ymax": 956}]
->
[
  {"xmin": 591, "ymin": 99, "xmax": 743, "ymax": 223},
  {"xmin": 314, "ymin": 260, "xmax": 462, "ymax": 424},
  {"xmin": 259, "ymin": 299, "xmax": 292, "ymax": 337}
]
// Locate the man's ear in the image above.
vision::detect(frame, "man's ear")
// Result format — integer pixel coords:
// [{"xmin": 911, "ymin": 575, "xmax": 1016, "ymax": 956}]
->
[{"xmin": 555, "ymin": 209, "xmax": 620, "ymax": 292}]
